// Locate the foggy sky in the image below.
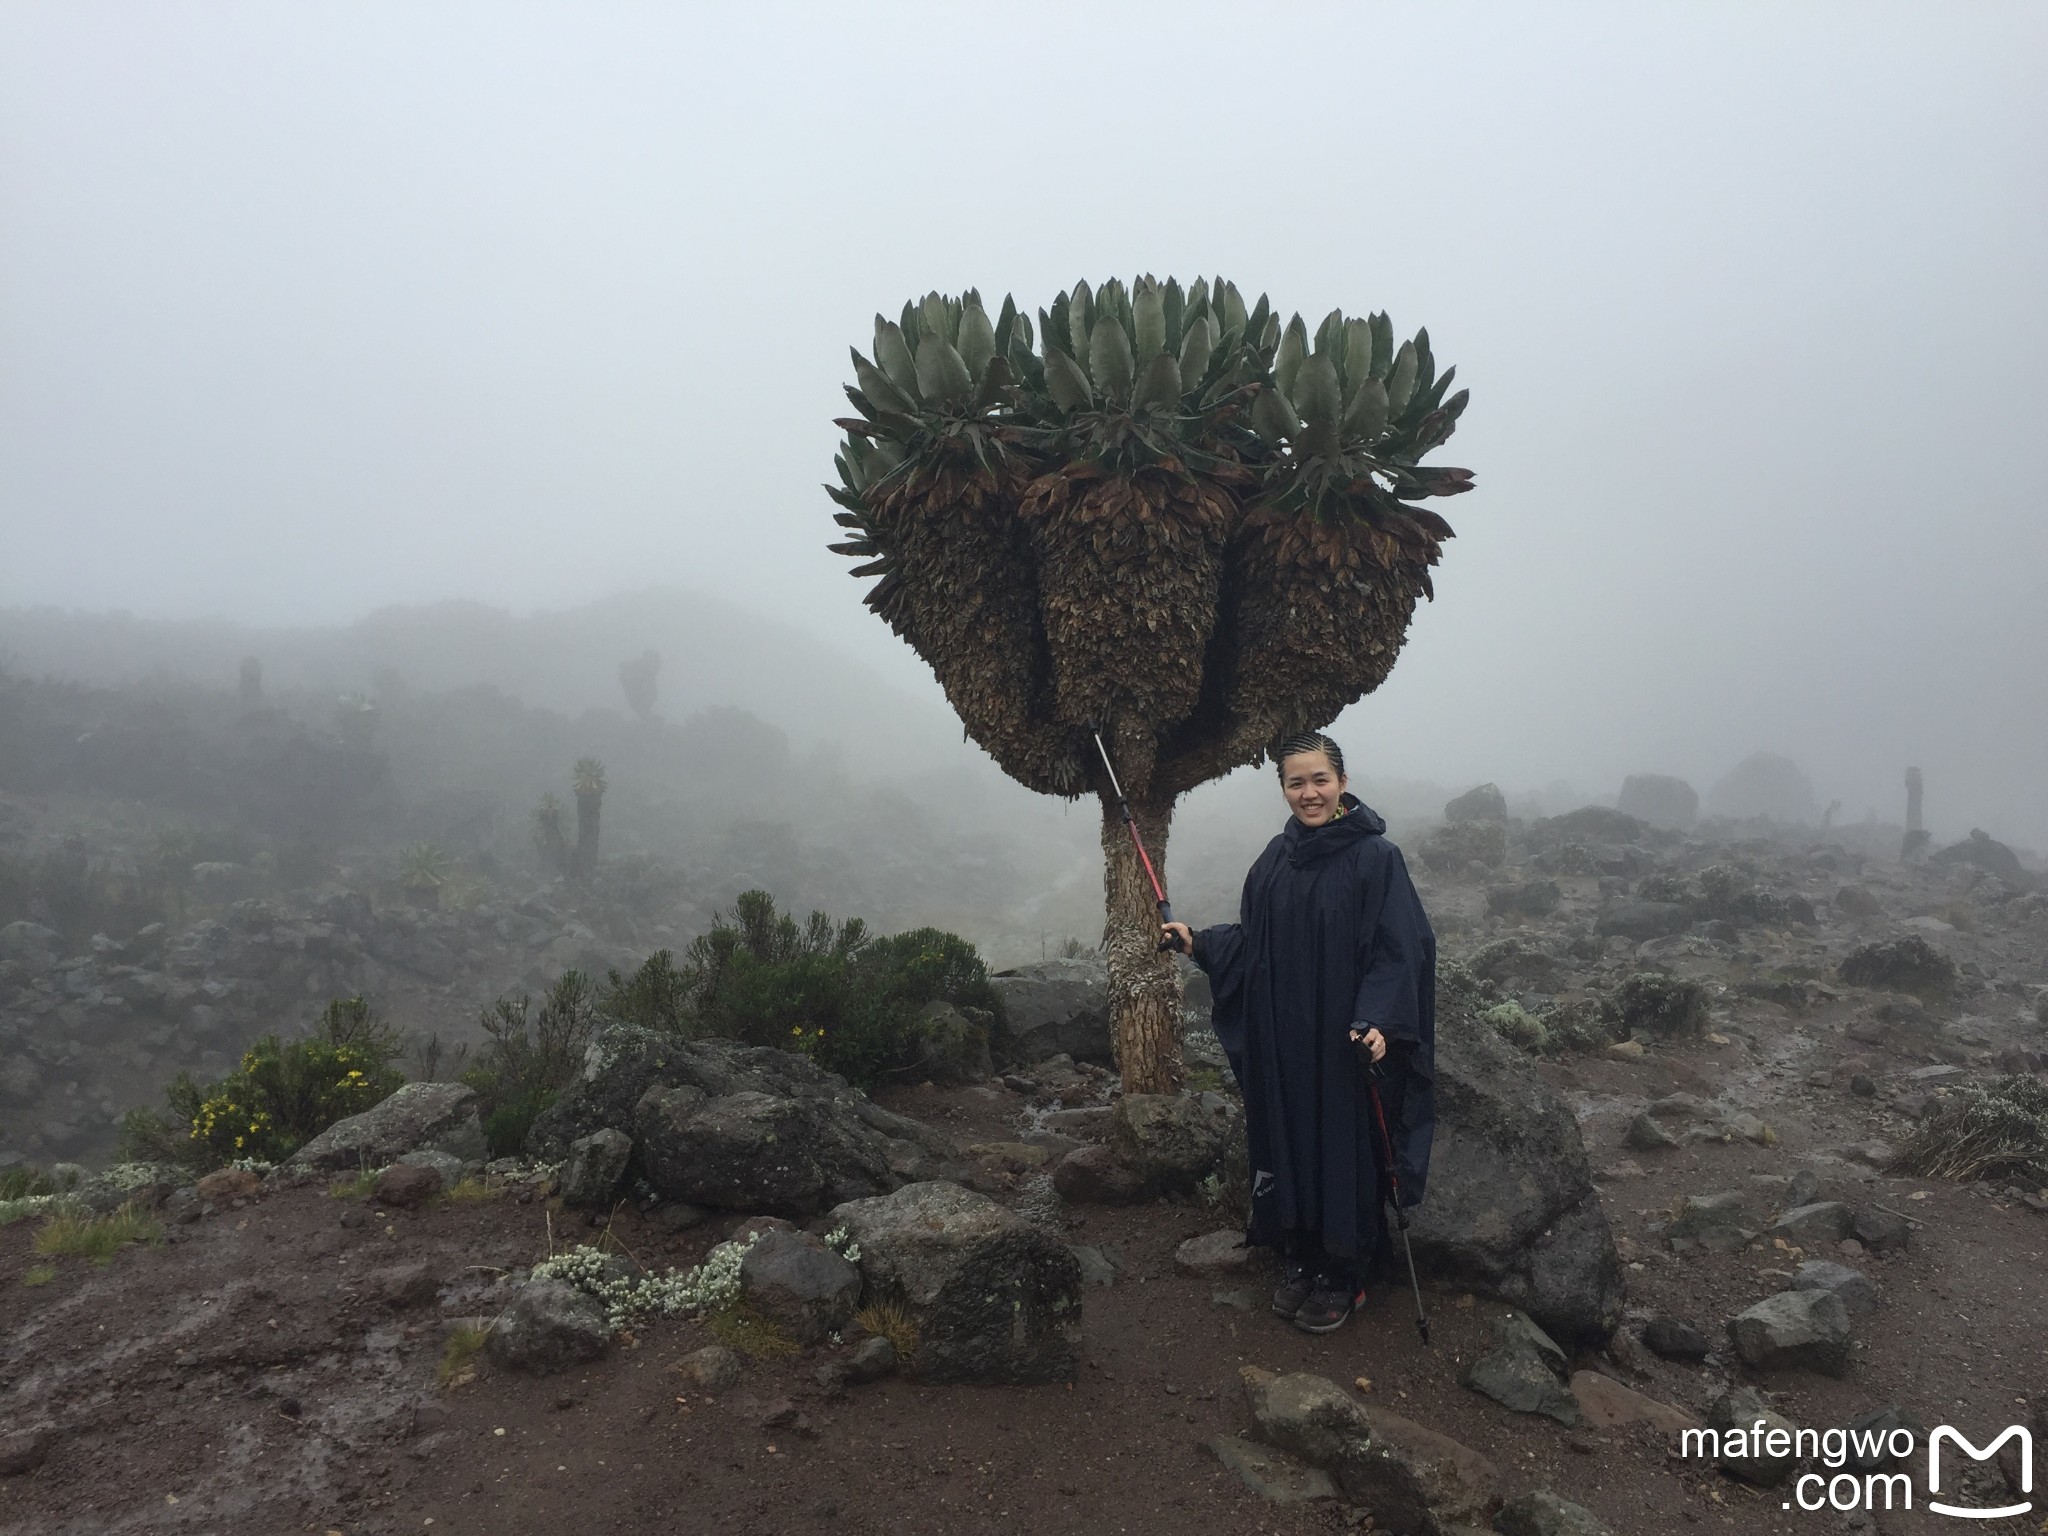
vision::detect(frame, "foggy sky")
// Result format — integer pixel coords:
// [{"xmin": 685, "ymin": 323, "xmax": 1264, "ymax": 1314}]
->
[{"xmin": 3, "ymin": 3, "xmax": 2045, "ymax": 845}]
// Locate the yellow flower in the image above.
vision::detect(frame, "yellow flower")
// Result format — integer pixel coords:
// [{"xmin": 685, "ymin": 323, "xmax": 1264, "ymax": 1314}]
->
[{"xmin": 234, "ymin": 1136, "xmax": 245, "ymax": 1148}]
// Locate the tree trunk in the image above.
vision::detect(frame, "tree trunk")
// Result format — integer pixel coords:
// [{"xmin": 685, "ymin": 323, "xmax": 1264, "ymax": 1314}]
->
[
  {"xmin": 1100, "ymin": 790, "xmax": 1183, "ymax": 1096},
  {"xmin": 574, "ymin": 791, "xmax": 602, "ymax": 876}
]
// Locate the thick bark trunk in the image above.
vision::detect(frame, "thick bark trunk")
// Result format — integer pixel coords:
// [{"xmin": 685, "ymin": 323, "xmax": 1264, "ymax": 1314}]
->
[
  {"xmin": 574, "ymin": 792, "xmax": 602, "ymax": 877},
  {"xmin": 1100, "ymin": 790, "xmax": 1183, "ymax": 1096}
]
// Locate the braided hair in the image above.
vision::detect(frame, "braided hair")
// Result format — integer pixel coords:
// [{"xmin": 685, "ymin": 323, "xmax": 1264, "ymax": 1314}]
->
[{"xmin": 1273, "ymin": 731, "xmax": 1346, "ymax": 781}]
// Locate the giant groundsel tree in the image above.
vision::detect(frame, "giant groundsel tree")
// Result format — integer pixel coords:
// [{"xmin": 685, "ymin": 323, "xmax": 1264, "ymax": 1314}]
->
[{"xmin": 827, "ymin": 278, "xmax": 1474, "ymax": 1092}]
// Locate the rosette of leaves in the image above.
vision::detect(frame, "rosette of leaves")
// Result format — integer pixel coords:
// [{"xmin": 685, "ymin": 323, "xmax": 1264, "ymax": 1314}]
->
[
  {"xmin": 1224, "ymin": 308, "xmax": 1472, "ymax": 753},
  {"xmin": 827, "ymin": 290, "xmax": 1072, "ymax": 791},
  {"xmin": 1013, "ymin": 275, "xmax": 1269, "ymax": 797}
]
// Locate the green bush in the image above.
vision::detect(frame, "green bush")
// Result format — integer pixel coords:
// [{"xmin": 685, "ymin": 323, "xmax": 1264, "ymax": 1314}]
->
[
  {"xmin": 120, "ymin": 996, "xmax": 404, "ymax": 1170},
  {"xmin": 1610, "ymin": 972, "xmax": 1709, "ymax": 1038},
  {"xmin": 463, "ymin": 970, "xmax": 603, "ymax": 1157},
  {"xmin": 640, "ymin": 890, "xmax": 1003, "ymax": 1089}
]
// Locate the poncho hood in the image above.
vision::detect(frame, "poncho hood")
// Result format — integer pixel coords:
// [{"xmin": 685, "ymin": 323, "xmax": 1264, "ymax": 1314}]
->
[{"xmin": 1284, "ymin": 792, "xmax": 1386, "ymax": 866}]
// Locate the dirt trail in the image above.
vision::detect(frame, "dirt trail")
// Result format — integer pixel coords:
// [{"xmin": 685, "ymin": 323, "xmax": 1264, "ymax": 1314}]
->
[{"xmin": 3, "ymin": 1015, "xmax": 2045, "ymax": 1536}]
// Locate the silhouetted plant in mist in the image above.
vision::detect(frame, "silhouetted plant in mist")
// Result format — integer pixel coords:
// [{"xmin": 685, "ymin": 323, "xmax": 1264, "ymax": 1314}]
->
[
  {"xmin": 399, "ymin": 842, "xmax": 449, "ymax": 910},
  {"xmin": 617, "ymin": 649, "xmax": 660, "ymax": 722},
  {"xmin": 530, "ymin": 793, "xmax": 572, "ymax": 876},
  {"xmin": 462, "ymin": 970, "xmax": 603, "ymax": 1157},
  {"xmin": 572, "ymin": 758, "xmax": 607, "ymax": 876}
]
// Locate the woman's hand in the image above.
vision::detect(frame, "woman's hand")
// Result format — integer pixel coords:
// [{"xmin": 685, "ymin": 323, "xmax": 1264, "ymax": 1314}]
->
[
  {"xmin": 1161, "ymin": 921, "xmax": 1194, "ymax": 955},
  {"xmin": 1350, "ymin": 1026, "xmax": 1387, "ymax": 1062}
]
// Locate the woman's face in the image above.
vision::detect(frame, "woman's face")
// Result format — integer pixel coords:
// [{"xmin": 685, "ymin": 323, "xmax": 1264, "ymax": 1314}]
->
[{"xmin": 1280, "ymin": 750, "xmax": 1347, "ymax": 827}]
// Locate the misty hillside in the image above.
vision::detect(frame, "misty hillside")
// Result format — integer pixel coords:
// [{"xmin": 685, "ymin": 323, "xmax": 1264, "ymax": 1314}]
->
[{"xmin": 0, "ymin": 587, "xmax": 963, "ymax": 777}]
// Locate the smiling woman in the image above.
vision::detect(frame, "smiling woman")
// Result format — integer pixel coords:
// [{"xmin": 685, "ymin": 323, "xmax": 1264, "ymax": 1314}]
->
[{"xmin": 1162, "ymin": 730, "xmax": 1438, "ymax": 1337}]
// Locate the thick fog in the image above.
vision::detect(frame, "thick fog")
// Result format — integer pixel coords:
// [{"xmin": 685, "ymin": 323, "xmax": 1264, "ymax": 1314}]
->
[{"xmin": 3, "ymin": 2, "xmax": 2045, "ymax": 848}]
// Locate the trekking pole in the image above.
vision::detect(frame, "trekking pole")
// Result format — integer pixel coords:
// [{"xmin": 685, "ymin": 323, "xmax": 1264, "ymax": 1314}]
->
[
  {"xmin": 1365, "ymin": 1058, "xmax": 1431, "ymax": 1346},
  {"xmin": 1088, "ymin": 726, "xmax": 1178, "ymax": 953}
]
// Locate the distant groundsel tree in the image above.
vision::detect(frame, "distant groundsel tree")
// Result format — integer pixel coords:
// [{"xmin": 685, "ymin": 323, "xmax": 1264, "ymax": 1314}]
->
[
  {"xmin": 618, "ymin": 649, "xmax": 661, "ymax": 722},
  {"xmin": 825, "ymin": 278, "xmax": 1475, "ymax": 1092},
  {"xmin": 571, "ymin": 757, "xmax": 607, "ymax": 876}
]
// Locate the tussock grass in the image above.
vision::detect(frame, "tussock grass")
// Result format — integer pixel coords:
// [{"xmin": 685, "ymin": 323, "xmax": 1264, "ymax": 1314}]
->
[
  {"xmin": 21, "ymin": 1263, "xmax": 57, "ymax": 1287},
  {"xmin": 328, "ymin": 1170, "xmax": 378, "ymax": 1199},
  {"xmin": 438, "ymin": 1323, "xmax": 491, "ymax": 1388},
  {"xmin": 443, "ymin": 1175, "xmax": 502, "ymax": 1204},
  {"xmin": 852, "ymin": 1299, "xmax": 920, "ymax": 1361},
  {"xmin": 707, "ymin": 1302, "xmax": 798, "ymax": 1360},
  {"xmin": 33, "ymin": 1203, "xmax": 164, "ymax": 1266}
]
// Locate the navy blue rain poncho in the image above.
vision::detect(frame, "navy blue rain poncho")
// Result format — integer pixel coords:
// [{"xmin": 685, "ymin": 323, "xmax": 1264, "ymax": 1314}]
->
[{"xmin": 1192, "ymin": 792, "xmax": 1437, "ymax": 1270}]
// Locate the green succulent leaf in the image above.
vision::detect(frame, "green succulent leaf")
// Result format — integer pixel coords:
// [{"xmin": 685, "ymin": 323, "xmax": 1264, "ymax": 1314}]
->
[
  {"xmin": 1222, "ymin": 283, "xmax": 1248, "ymax": 337},
  {"xmin": 850, "ymin": 349, "xmax": 915, "ymax": 416},
  {"xmin": 1275, "ymin": 315, "xmax": 1309, "ymax": 398},
  {"xmin": 920, "ymin": 292, "xmax": 952, "ymax": 345},
  {"xmin": 915, "ymin": 332, "xmax": 975, "ymax": 409},
  {"xmin": 1386, "ymin": 339, "xmax": 1419, "ymax": 416},
  {"xmin": 1292, "ymin": 353, "xmax": 1343, "ymax": 430},
  {"xmin": 873, "ymin": 319, "xmax": 919, "ymax": 399},
  {"xmin": 1342, "ymin": 375, "xmax": 1389, "ymax": 439},
  {"xmin": 1042, "ymin": 342, "xmax": 1094, "ymax": 412},
  {"xmin": 1312, "ymin": 308, "xmax": 1345, "ymax": 364},
  {"xmin": 1133, "ymin": 281, "xmax": 1166, "ymax": 359},
  {"xmin": 1342, "ymin": 318, "xmax": 1374, "ymax": 394},
  {"xmin": 1178, "ymin": 317, "xmax": 1212, "ymax": 387},
  {"xmin": 1251, "ymin": 386, "xmax": 1301, "ymax": 444},
  {"xmin": 1089, "ymin": 312, "xmax": 1136, "ymax": 403},
  {"xmin": 1132, "ymin": 350, "xmax": 1182, "ymax": 410},
  {"xmin": 957, "ymin": 296, "xmax": 997, "ymax": 382},
  {"xmin": 1161, "ymin": 278, "xmax": 1184, "ymax": 353},
  {"xmin": 1368, "ymin": 312, "xmax": 1393, "ymax": 380},
  {"xmin": 991, "ymin": 293, "xmax": 1019, "ymax": 359}
]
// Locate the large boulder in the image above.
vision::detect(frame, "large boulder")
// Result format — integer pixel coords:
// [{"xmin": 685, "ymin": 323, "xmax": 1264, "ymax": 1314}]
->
[
  {"xmin": 1930, "ymin": 829, "xmax": 2035, "ymax": 888},
  {"xmin": 1107, "ymin": 1091, "xmax": 1238, "ymax": 1196},
  {"xmin": 737, "ymin": 1228, "xmax": 860, "ymax": 1345},
  {"xmin": 1616, "ymin": 774, "xmax": 1698, "ymax": 831},
  {"xmin": 986, "ymin": 958, "xmax": 1112, "ymax": 1067},
  {"xmin": 1705, "ymin": 752, "xmax": 1819, "ymax": 824},
  {"xmin": 1443, "ymin": 783, "xmax": 1508, "ymax": 824},
  {"xmin": 827, "ymin": 1181, "xmax": 1081, "ymax": 1384},
  {"xmin": 485, "ymin": 1279, "xmax": 609, "ymax": 1375},
  {"xmin": 0, "ymin": 921, "xmax": 60, "ymax": 972},
  {"xmin": 1243, "ymin": 1368, "xmax": 1502, "ymax": 1534},
  {"xmin": 1408, "ymin": 1017, "xmax": 1625, "ymax": 1345},
  {"xmin": 1727, "ymin": 1290, "xmax": 1851, "ymax": 1375},
  {"xmin": 1459, "ymin": 1314, "xmax": 1580, "ymax": 1425},
  {"xmin": 527, "ymin": 1026, "xmax": 961, "ymax": 1216},
  {"xmin": 559, "ymin": 1128, "xmax": 632, "ymax": 1210},
  {"xmin": 289, "ymin": 1082, "xmax": 487, "ymax": 1173}
]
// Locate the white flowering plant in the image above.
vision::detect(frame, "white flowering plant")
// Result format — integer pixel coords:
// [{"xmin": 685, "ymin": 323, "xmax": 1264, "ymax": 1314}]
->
[{"xmin": 531, "ymin": 1231, "xmax": 762, "ymax": 1336}]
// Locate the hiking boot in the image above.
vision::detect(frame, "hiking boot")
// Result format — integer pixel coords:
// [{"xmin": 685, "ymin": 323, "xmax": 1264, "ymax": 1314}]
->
[
  {"xmin": 1293, "ymin": 1278, "xmax": 1364, "ymax": 1334},
  {"xmin": 1270, "ymin": 1262, "xmax": 1315, "ymax": 1320}
]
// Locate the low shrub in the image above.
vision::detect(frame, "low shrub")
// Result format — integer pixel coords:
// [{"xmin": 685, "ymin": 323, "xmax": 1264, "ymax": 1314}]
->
[
  {"xmin": 462, "ymin": 970, "xmax": 603, "ymax": 1157},
  {"xmin": 1610, "ymin": 972, "xmax": 1709, "ymax": 1038},
  {"xmin": 121, "ymin": 996, "xmax": 405, "ymax": 1170},
  {"xmin": 1894, "ymin": 1075, "xmax": 2048, "ymax": 1184},
  {"xmin": 649, "ymin": 890, "xmax": 1004, "ymax": 1088}
]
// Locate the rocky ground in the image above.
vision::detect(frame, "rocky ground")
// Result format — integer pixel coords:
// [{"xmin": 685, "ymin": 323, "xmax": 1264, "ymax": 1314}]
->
[{"xmin": 3, "ymin": 799, "xmax": 2046, "ymax": 1535}]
